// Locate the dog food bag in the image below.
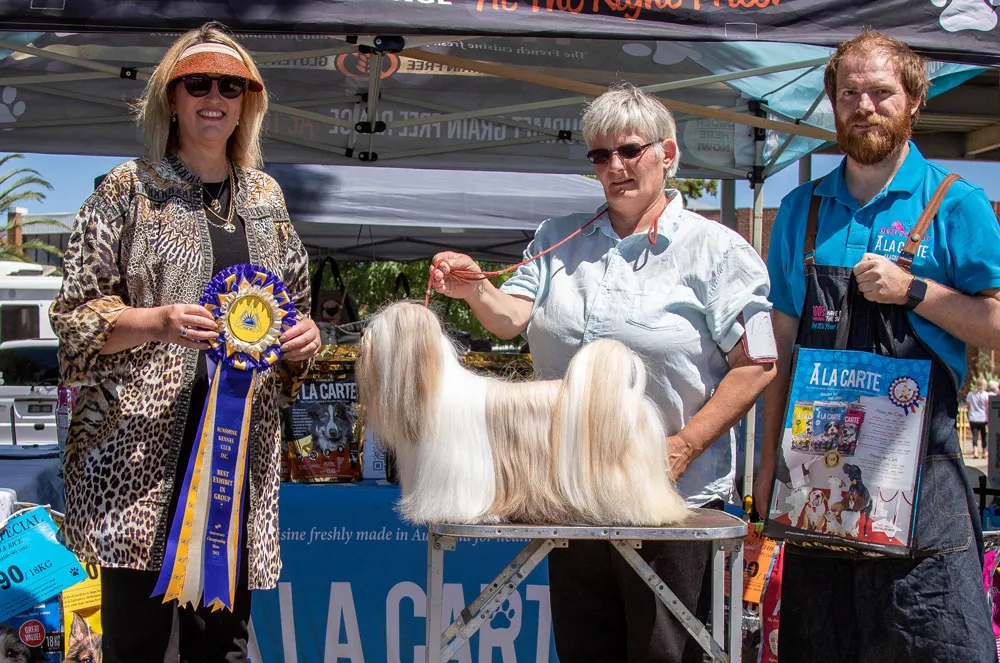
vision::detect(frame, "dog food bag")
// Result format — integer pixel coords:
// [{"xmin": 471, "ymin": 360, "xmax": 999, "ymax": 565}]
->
[
  {"xmin": 282, "ymin": 347, "xmax": 363, "ymax": 483},
  {"xmin": 838, "ymin": 402, "xmax": 866, "ymax": 456},
  {"xmin": 790, "ymin": 402, "xmax": 814, "ymax": 453},
  {"xmin": 810, "ymin": 401, "xmax": 847, "ymax": 454},
  {"xmin": 2, "ymin": 599, "xmax": 63, "ymax": 662},
  {"xmin": 61, "ymin": 559, "xmax": 102, "ymax": 657}
]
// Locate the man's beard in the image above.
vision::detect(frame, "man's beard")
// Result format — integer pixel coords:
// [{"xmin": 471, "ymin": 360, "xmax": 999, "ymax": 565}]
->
[{"xmin": 835, "ymin": 110, "xmax": 912, "ymax": 166}]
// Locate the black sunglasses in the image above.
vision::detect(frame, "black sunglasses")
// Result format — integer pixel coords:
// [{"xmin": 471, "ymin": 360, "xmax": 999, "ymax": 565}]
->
[
  {"xmin": 177, "ymin": 75, "xmax": 247, "ymax": 99},
  {"xmin": 586, "ymin": 140, "xmax": 660, "ymax": 165}
]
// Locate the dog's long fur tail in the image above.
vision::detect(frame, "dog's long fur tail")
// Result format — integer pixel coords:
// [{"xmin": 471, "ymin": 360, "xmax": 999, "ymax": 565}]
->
[{"xmin": 553, "ymin": 339, "xmax": 689, "ymax": 526}]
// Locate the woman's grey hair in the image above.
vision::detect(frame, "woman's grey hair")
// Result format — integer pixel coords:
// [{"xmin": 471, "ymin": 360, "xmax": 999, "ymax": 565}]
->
[{"xmin": 581, "ymin": 81, "xmax": 681, "ymax": 178}]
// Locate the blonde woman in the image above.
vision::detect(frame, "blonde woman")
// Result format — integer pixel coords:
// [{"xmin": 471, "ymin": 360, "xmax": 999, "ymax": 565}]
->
[{"xmin": 50, "ymin": 23, "xmax": 319, "ymax": 661}]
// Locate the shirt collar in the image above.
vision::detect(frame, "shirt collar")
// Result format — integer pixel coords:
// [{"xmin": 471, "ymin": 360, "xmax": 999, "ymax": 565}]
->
[
  {"xmin": 886, "ymin": 142, "xmax": 926, "ymax": 194},
  {"xmin": 815, "ymin": 140, "xmax": 926, "ymax": 202},
  {"xmin": 583, "ymin": 189, "xmax": 683, "ymax": 243}
]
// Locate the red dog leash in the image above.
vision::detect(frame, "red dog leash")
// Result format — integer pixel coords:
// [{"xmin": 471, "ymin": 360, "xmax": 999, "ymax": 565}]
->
[{"xmin": 424, "ymin": 206, "xmax": 662, "ymax": 307}]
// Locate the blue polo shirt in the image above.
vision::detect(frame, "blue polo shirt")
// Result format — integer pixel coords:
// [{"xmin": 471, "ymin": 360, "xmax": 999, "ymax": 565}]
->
[{"xmin": 767, "ymin": 143, "xmax": 1000, "ymax": 385}]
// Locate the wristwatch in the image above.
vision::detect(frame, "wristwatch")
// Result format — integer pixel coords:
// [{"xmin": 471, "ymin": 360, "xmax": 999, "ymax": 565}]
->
[{"xmin": 904, "ymin": 276, "xmax": 927, "ymax": 310}]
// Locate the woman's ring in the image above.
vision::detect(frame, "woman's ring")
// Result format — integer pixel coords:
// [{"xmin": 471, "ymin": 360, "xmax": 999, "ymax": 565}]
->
[{"xmin": 180, "ymin": 326, "xmax": 188, "ymax": 338}]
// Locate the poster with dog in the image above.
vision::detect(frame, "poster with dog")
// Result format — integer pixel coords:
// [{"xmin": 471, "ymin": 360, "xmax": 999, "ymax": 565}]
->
[
  {"xmin": 283, "ymin": 367, "xmax": 363, "ymax": 483},
  {"xmin": 763, "ymin": 348, "xmax": 932, "ymax": 555}
]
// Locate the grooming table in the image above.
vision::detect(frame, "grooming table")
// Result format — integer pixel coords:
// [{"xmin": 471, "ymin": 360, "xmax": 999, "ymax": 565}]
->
[{"xmin": 425, "ymin": 508, "xmax": 748, "ymax": 663}]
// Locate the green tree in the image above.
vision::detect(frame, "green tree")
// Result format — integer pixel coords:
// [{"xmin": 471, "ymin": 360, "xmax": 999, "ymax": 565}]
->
[
  {"xmin": 313, "ymin": 259, "xmax": 519, "ymax": 346},
  {"xmin": 0, "ymin": 153, "xmax": 65, "ymax": 267},
  {"xmin": 960, "ymin": 349, "xmax": 998, "ymax": 402},
  {"xmin": 669, "ymin": 177, "xmax": 718, "ymax": 201},
  {"xmin": 583, "ymin": 174, "xmax": 719, "ymax": 203}
]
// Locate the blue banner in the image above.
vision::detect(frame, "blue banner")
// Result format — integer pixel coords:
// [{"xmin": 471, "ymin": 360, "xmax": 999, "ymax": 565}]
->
[{"xmin": 250, "ymin": 482, "xmax": 558, "ymax": 663}]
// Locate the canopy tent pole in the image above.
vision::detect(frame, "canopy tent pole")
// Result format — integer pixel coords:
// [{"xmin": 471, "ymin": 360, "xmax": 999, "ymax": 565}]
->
[
  {"xmin": 0, "ymin": 38, "xmax": 359, "ymax": 132},
  {"xmin": 401, "ymin": 47, "xmax": 837, "ymax": 142},
  {"xmin": 721, "ymin": 180, "xmax": 737, "ymax": 231},
  {"xmin": 762, "ymin": 89, "xmax": 828, "ymax": 178},
  {"xmin": 377, "ymin": 135, "xmax": 557, "ymax": 161},
  {"xmin": 743, "ymin": 100, "xmax": 768, "ymax": 512},
  {"xmin": 799, "ymin": 155, "xmax": 813, "ymax": 184}
]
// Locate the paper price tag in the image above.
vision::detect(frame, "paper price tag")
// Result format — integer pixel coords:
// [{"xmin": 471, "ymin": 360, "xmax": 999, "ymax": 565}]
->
[
  {"xmin": 741, "ymin": 522, "xmax": 778, "ymax": 604},
  {"xmin": 741, "ymin": 308, "xmax": 778, "ymax": 363},
  {"xmin": 0, "ymin": 507, "xmax": 86, "ymax": 622}
]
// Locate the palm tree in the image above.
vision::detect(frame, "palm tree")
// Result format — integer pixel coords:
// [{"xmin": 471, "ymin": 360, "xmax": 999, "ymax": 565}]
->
[{"xmin": 0, "ymin": 153, "xmax": 65, "ymax": 267}]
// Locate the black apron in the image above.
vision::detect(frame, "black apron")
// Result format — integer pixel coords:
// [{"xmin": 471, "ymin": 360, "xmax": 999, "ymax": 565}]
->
[{"xmin": 778, "ymin": 176, "xmax": 997, "ymax": 663}]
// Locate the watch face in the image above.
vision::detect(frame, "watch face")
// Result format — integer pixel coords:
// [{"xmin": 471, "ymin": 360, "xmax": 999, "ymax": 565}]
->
[{"xmin": 907, "ymin": 277, "xmax": 927, "ymax": 309}]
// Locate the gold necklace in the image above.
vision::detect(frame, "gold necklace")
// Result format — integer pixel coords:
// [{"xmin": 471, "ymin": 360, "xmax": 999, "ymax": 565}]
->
[{"xmin": 203, "ymin": 167, "xmax": 236, "ymax": 233}]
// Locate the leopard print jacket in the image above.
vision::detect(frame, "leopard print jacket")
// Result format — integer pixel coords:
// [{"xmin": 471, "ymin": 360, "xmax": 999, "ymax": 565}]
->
[{"xmin": 51, "ymin": 154, "xmax": 311, "ymax": 590}]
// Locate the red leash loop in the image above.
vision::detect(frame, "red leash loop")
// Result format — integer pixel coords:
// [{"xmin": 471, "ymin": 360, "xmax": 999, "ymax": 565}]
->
[{"xmin": 424, "ymin": 207, "xmax": 661, "ymax": 307}]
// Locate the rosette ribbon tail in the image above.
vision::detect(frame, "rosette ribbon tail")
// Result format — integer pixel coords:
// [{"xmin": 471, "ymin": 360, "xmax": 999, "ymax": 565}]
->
[
  {"xmin": 153, "ymin": 264, "xmax": 296, "ymax": 613},
  {"xmin": 153, "ymin": 362, "xmax": 256, "ymax": 612}
]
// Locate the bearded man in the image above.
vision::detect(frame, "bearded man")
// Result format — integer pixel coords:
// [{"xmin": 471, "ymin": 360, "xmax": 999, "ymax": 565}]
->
[{"xmin": 757, "ymin": 30, "xmax": 1000, "ymax": 663}]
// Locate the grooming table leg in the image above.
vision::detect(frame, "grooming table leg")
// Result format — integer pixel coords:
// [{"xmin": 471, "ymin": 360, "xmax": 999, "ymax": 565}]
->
[
  {"xmin": 611, "ymin": 540, "xmax": 729, "ymax": 663},
  {"xmin": 441, "ymin": 537, "xmax": 562, "ymax": 660},
  {"xmin": 713, "ymin": 541, "xmax": 725, "ymax": 647},
  {"xmin": 442, "ymin": 538, "xmax": 554, "ymax": 643},
  {"xmin": 729, "ymin": 542, "xmax": 744, "ymax": 663},
  {"xmin": 425, "ymin": 533, "xmax": 453, "ymax": 663}
]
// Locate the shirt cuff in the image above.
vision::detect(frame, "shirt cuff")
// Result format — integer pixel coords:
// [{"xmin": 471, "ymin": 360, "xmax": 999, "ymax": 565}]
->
[
  {"xmin": 499, "ymin": 281, "xmax": 537, "ymax": 301},
  {"xmin": 717, "ymin": 320, "xmax": 745, "ymax": 354}
]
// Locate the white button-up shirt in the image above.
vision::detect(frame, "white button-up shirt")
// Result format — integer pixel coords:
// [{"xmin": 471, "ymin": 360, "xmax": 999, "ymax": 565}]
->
[{"xmin": 501, "ymin": 190, "xmax": 771, "ymax": 506}]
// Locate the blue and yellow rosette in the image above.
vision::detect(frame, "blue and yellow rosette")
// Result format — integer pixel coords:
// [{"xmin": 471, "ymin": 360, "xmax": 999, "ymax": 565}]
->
[{"xmin": 154, "ymin": 265, "xmax": 296, "ymax": 612}]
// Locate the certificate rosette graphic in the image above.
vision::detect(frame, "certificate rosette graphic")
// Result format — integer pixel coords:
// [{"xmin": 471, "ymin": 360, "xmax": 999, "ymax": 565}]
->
[{"xmin": 154, "ymin": 265, "xmax": 296, "ymax": 611}]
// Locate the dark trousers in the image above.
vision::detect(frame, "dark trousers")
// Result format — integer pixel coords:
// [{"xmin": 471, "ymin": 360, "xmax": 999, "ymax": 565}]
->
[
  {"xmin": 549, "ymin": 536, "xmax": 714, "ymax": 663},
  {"xmin": 101, "ymin": 563, "xmax": 251, "ymax": 663},
  {"xmin": 971, "ymin": 421, "xmax": 988, "ymax": 450}
]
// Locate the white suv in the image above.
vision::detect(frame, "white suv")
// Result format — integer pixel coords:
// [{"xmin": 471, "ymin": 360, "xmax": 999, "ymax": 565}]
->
[{"xmin": 0, "ymin": 339, "xmax": 59, "ymax": 445}]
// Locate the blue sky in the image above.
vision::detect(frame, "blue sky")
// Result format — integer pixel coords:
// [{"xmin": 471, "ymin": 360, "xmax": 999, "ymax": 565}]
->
[{"xmin": 8, "ymin": 151, "xmax": 1000, "ymax": 216}]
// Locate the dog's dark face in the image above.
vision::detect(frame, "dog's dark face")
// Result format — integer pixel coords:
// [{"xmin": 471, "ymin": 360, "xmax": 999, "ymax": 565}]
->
[
  {"xmin": 843, "ymin": 464, "xmax": 863, "ymax": 482},
  {"xmin": 328, "ymin": 402, "xmax": 355, "ymax": 443},
  {"xmin": 0, "ymin": 624, "xmax": 31, "ymax": 663}
]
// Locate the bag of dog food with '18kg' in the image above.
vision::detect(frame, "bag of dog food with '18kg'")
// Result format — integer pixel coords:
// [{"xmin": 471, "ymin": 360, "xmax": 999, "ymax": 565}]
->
[{"xmin": 1, "ymin": 599, "xmax": 63, "ymax": 663}]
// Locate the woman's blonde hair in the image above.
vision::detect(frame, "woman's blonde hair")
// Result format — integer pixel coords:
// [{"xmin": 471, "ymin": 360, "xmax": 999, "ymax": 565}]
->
[{"xmin": 136, "ymin": 23, "xmax": 268, "ymax": 169}]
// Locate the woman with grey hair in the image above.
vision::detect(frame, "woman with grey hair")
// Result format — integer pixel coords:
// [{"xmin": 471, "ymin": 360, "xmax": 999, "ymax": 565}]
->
[{"xmin": 431, "ymin": 81, "xmax": 774, "ymax": 661}]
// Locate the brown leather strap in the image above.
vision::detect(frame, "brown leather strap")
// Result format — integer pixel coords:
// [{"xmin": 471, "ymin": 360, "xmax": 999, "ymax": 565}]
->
[
  {"xmin": 803, "ymin": 178, "xmax": 824, "ymax": 266},
  {"xmin": 896, "ymin": 172, "xmax": 961, "ymax": 272}
]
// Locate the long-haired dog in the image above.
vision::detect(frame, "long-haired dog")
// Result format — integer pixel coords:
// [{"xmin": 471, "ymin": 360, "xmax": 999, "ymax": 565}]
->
[{"xmin": 356, "ymin": 302, "xmax": 688, "ymax": 526}]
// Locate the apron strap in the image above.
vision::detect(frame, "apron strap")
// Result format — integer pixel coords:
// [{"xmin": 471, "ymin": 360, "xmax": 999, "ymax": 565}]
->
[
  {"xmin": 896, "ymin": 172, "xmax": 961, "ymax": 272},
  {"xmin": 803, "ymin": 177, "xmax": 825, "ymax": 266}
]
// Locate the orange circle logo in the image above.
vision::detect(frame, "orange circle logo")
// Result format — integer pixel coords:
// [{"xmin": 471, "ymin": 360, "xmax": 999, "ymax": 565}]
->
[{"xmin": 336, "ymin": 53, "xmax": 399, "ymax": 80}]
